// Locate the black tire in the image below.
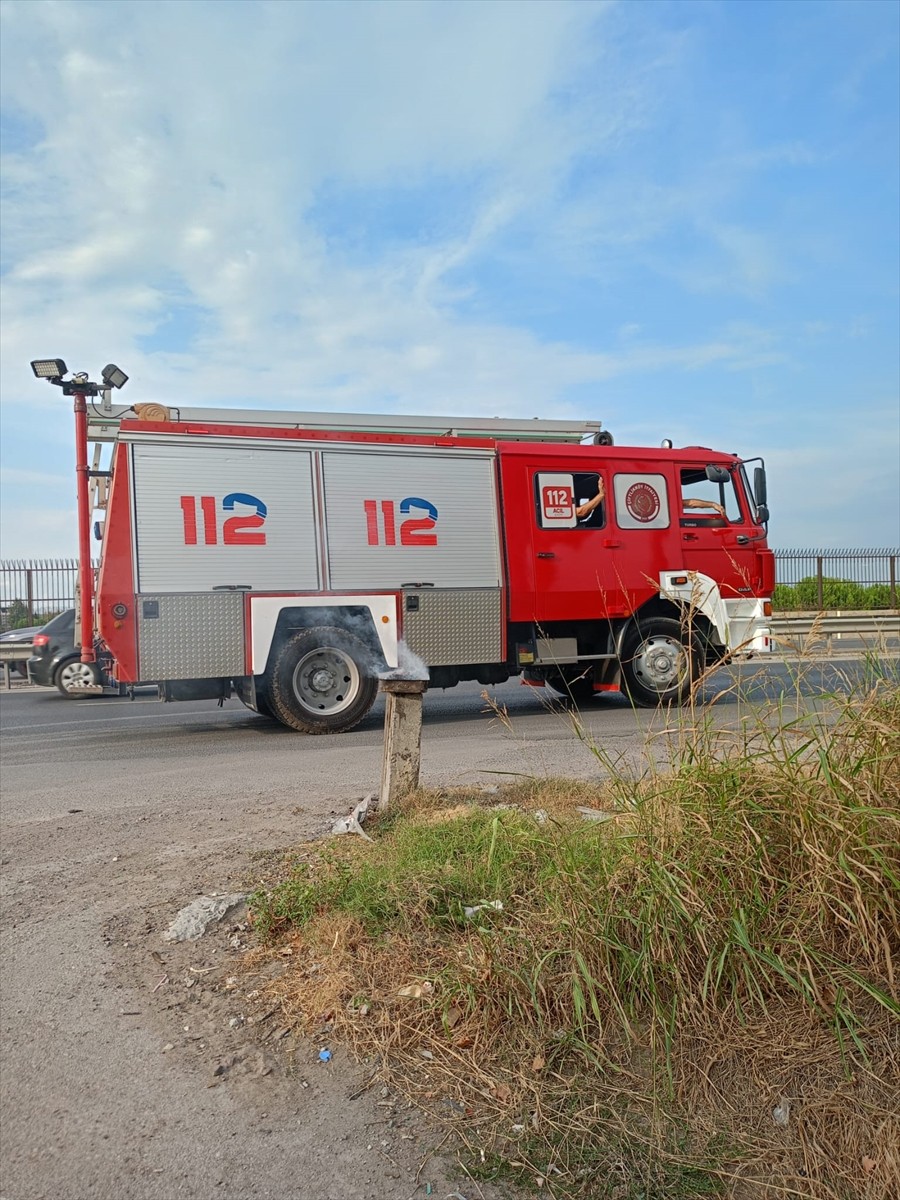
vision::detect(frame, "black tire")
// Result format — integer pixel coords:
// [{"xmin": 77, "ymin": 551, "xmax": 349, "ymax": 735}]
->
[
  {"xmin": 545, "ymin": 669, "xmax": 595, "ymax": 703},
  {"xmin": 54, "ymin": 657, "xmax": 101, "ymax": 698},
  {"xmin": 254, "ymin": 681, "xmax": 276, "ymax": 719},
  {"xmin": 267, "ymin": 626, "xmax": 378, "ymax": 734},
  {"xmin": 236, "ymin": 683, "xmax": 276, "ymax": 719},
  {"xmin": 620, "ymin": 617, "xmax": 700, "ymax": 708}
]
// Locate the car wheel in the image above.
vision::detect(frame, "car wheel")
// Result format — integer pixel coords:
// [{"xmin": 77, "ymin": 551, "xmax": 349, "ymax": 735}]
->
[
  {"xmin": 621, "ymin": 616, "xmax": 699, "ymax": 708},
  {"xmin": 54, "ymin": 658, "xmax": 101, "ymax": 698},
  {"xmin": 268, "ymin": 626, "xmax": 378, "ymax": 734}
]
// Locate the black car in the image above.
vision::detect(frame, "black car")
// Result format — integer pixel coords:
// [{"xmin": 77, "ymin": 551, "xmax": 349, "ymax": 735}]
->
[
  {"xmin": 27, "ymin": 609, "xmax": 104, "ymax": 696},
  {"xmin": 0, "ymin": 624, "xmax": 41, "ymax": 677}
]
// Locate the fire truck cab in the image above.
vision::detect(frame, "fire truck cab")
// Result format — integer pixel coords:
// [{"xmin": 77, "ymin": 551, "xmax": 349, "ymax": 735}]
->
[{"xmin": 499, "ymin": 441, "xmax": 773, "ymax": 705}]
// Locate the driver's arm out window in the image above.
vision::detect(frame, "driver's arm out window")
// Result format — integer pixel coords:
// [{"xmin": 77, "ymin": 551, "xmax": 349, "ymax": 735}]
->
[{"xmin": 573, "ymin": 472, "xmax": 605, "ymax": 529}]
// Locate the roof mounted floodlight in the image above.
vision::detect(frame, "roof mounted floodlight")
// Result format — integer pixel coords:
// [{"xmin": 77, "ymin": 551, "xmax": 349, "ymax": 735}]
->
[
  {"xmin": 101, "ymin": 363, "xmax": 128, "ymax": 389},
  {"xmin": 29, "ymin": 358, "xmax": 128, "ymax": 397},
  {"xmin": 31, "ymin": 358, "xmax": 68, "ymax": 380}
]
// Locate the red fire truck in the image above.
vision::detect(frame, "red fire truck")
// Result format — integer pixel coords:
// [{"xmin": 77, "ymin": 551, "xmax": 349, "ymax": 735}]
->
[{"xmin": 32, "ymin": 359, "xmax": 774, "ymax": 732}]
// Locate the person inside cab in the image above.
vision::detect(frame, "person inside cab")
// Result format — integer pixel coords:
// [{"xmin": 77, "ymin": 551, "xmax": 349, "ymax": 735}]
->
[{"xmin": 575, "ymin": 475, "xmax": 606, "ymax": 521}]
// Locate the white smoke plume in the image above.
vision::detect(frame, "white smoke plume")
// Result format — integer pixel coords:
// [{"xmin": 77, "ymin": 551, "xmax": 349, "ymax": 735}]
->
[{"xmin": 379, "ymin": 639, "xmax": 430, "ymax": 682}]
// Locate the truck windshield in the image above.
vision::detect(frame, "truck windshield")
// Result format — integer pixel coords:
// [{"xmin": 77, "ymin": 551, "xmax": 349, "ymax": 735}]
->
[{"xmin": 680, "ymin": 468, "xmax": 741, "ymax": 522}]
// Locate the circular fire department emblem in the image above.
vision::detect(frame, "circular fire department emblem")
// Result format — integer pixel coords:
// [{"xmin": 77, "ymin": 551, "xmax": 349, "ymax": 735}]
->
[{"xmin": 625, "ymin": 481, "xmax": 661, "ymax": 523}]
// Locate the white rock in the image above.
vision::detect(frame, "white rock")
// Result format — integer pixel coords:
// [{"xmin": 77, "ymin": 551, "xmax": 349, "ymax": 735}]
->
[{"xmin": 163, "ymin": 894, "xmax": 248, "ymax": 943}]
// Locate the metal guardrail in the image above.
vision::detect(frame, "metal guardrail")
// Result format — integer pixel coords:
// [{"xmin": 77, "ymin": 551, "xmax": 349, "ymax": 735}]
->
[
  {"xmin": 770, "ymin": 611, "xmax": 900, "ymax": 654},
  {"xmin": 0, "ymin": 644, "xmax": 34, "ymax": 660},
  {"xmin": 0, "ymin": 643, "xmax": 33, "ymax": 690}
]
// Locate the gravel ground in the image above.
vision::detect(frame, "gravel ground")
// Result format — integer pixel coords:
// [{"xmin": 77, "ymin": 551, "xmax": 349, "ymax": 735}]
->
[{"xmin": 0, "ymin": 686, "xmax": 527, "ymax": 1200}]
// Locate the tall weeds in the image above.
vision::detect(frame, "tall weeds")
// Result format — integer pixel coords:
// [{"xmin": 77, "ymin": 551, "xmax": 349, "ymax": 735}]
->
[{"xmin": 249, "ymin": 683, "xmax": 900, "ymax": 1199}]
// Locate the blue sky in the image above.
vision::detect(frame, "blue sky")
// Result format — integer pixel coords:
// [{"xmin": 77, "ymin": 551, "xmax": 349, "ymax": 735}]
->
[{"xmin": 1, "ymin": 0, "xmax": 897, "ymax": 558}]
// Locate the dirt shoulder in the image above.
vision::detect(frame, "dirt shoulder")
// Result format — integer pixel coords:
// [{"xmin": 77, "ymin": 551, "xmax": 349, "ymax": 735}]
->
[{"xmin": 0, "ymin": 771, "xmax": 514, "ymax": 1200}]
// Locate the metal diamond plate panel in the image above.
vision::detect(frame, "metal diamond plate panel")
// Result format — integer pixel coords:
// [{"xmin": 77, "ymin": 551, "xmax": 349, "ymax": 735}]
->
[
  {"xmin": 403, "ymin": 588, "xmax": 502, "ymax": 666},
  {"xmin": 137, "ymin": 592, "xmax": 245, "ymax": 679}
]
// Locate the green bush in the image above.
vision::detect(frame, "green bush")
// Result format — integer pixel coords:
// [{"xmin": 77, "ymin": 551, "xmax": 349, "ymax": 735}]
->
[{"xmin": 774, "ymin": 577, "xmax": 895, "ymax": 611}]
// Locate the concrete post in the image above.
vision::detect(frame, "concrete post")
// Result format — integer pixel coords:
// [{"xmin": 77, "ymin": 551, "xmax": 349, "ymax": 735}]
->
[{"xmin": 379, "ymin": 678, "xmax": 427, "ymax": 812}]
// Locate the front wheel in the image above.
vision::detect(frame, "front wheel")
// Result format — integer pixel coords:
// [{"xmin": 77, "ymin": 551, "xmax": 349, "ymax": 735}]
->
[
  {"xmin": 54, "ymin": 658, "xmax": 101, "ymax": 698},
  {"xmin": 267, "ymin": 626, "xmax": 379, "ymax": 734},
  {"xmin": 620, "ymin": 617, "xmax": 699, "ymax": 708}
]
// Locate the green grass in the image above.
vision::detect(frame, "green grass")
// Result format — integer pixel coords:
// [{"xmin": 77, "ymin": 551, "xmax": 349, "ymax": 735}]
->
[{"xmin": 249, "ymin": 684, "xmax": 900, "ymax": 1199}]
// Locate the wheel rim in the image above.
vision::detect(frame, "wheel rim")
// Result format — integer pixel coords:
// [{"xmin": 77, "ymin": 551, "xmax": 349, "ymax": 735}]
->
[
  {"xmin": 291, "ymin": 647, "xmax": 360, "ymax": 716},
  {"xmin": 60, "ymin": 661, "xmax": 96, "ymax": 691},
  {"xmin": 631, "ymin": 634, "xmax": 689, "ymax": 694}
]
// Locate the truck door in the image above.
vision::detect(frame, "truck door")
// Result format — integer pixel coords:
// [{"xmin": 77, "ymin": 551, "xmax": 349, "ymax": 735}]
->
[
  {"xmin": 528, "ymin": 465, "xmax": 662, "ymax": 624},
  {"xmin": 677, "ymin": 464, "xmax": 761, "ymax": 597}
]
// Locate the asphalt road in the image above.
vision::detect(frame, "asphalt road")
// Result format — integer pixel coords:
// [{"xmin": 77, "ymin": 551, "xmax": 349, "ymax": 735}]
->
[
  {"xmin": 1, "ymin": 655, "xmax": 888, "ymax": 809},
  {"xmin": 0, "ymin": 656, "xmax": 893, "ymax": 1200}
]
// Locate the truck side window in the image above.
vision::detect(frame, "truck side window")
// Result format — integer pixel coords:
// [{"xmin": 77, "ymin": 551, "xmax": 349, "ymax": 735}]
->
[
  {"xmin": 572, "ymin": 473, "xmax": 606, "ymax": 529},
  {"xmin": 679, "ymin": 468, "xmax": 740, "ymax": 524},
  {"xmin": 534, "ymin": 472, "xmax": 605, "ymax": 530}
]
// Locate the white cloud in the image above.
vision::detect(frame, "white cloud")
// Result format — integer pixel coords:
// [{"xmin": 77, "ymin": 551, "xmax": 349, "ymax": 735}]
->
[
  {"xmin": 0, "ymin": 1, "xmax": 627, "ymax": 411},
  {"xmin": 0, "ymin": 0, "xmax": 897, "ymax": 555}
]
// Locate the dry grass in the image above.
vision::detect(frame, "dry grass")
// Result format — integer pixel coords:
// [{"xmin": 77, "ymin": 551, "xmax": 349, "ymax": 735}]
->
[{"xmin": 248, "ymin": 682, "xmax": 900, "ymax": 1199}]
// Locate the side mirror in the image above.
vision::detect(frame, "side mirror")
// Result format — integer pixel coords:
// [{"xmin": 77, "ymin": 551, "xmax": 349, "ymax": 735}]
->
[
  {"xmin": 705, "ymin": 465, "xmax": 730, "ymax": 484},
  {"xmin": 756, "ymin": 503, "xmax": 769, "ymax": 524},
  {"xmin": 753, "ymin": 466, "xmax": 767, "ymax": 506}
]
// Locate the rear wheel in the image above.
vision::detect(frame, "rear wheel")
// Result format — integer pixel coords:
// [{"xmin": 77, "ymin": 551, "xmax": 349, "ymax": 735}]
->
[
  {"xmin": 254, "ymin": 681, "xmax": 276, "ymax": 719},
  {"xmin": 54, "ymin": 658, "xmax": 101, "ymax": 698},
  {"xmin": 545, "ymin": 669, "xmax": 595, "ymax": 703},
  {"xmin": 621, "ymin": 617, "xmax": 699, "ymax": 708},
  {"xmin": 268, "ymin": 626, "xmax": 378, "ymax": 734}
]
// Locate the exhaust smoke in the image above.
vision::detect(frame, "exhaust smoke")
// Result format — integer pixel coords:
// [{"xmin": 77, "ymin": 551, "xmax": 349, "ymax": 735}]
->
[{"xmin": 379, "ymin": 639, "xmax": 430, "ymax": 682}]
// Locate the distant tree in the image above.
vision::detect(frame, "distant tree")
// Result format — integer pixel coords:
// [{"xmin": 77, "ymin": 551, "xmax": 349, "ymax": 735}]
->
[{"xmin": 6, "ymin": 599, "xmax": 33, "ymax": 629}]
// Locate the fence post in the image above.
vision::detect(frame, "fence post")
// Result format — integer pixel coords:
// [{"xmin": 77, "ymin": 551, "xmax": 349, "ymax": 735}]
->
[
  {"xmin": 26, "ymin": 569, "xmax": 34, "ymax": 625},
  {"xmin": 891, "ymin": 556, "xmax": 897, "ymax": 610},
  {"xmin": 816, "ymin": 557, "xmax": 823, "ymax": 610}
]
